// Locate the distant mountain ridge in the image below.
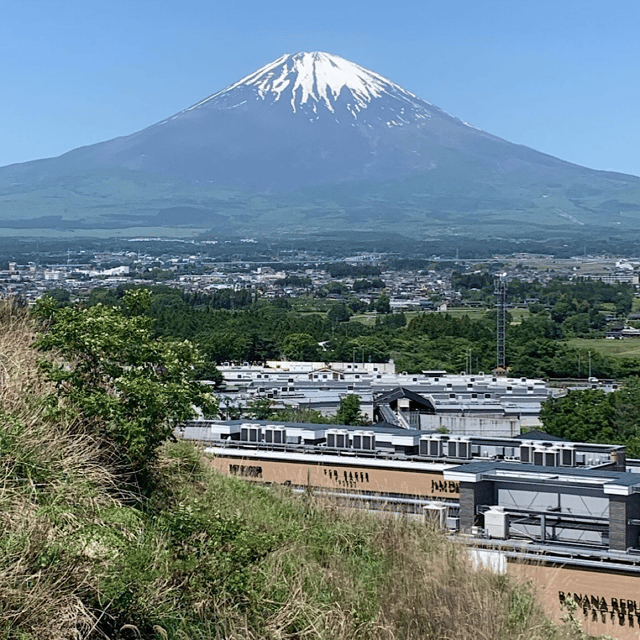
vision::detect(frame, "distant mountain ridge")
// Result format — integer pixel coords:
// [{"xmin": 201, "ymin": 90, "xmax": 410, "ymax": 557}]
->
[{"xmin": 1, "ymin": 51, "xmax": 640, "ymax": 239}]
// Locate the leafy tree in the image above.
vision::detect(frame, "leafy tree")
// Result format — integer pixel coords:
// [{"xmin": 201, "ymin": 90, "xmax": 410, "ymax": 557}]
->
[
  {"xmin": 42, "ymin": 288, "xmax": 71, "ymax": 307},
  {"xmin": 375, "ymin": 312, "xmax": 406, "ymax": 329},
  {"xmin": 193, "ymin": 360, "xmax": 224, "ymax": 387},
  {"xmin": 282, "ymin": 333, "xmax": 320, "ymax": 361},
  {"xmin": 34, "ymin": 290, "xmax": 217, "ymax": 475},
  {"xmin": 245, "ymin": 333, "xmax": 279, "ymax": 364},
  {"xmin": 374, "ymin": 293, "xmax": 391, "ymax": 314},
  {"xmin": 347, "ymin": 297, "xmax": 368, "ymax": 314},
  {"xmin": 539, "ymin": 380, "xmax": 640, "ymax": 456},
  {"xmin": 278, "ymin": 275, "xmax": 312, "ymax": 286},
  {"xmin": 318, "ymin": 281, "xmax": 350, "ymax": 297},
  {"xmin": 327, "ymin": 303, "xmax": 351, "ymax": 324},
  {"xmin": 271, "ymin": 297, "xmax": 292, "ymax": 309},
  {"xmin": 540, "ymin": 389, "xmax": 615, "ymax": 443},
  {"xmin": 612, "ymin": 377, "xmax": 640, "ymax": 455},
  {"xmin": 219, "ymin": 396, "xmax": 243, "ymax": 420},
  {"xmin": 335, "ymin": 394, "xmax": 366, "ymax": 425},
  {"xmin": 332, "ymin": 336, "xmax": 390, "ymax": 364},
  {"xmin": 246, "ymin": 397, "xmax": 273, "ymax": 420},
  {"xmin": 528, "ymin": 302, "xmax": 547, "ymax": 315}
]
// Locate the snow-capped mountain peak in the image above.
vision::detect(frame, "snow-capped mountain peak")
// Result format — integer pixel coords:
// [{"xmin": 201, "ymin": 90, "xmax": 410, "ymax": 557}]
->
[{"xmin": 185, "ymin": 51, "xmax": 431, "ymax": 118}]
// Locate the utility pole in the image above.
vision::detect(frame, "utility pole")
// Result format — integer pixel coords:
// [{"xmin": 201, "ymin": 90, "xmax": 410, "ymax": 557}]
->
[{"xmin": 494, "ymin": 275, "xmax": 507, "ymax": 371}]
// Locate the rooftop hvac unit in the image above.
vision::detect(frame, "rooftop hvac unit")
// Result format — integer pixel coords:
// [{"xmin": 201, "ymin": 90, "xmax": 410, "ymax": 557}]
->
[
  {"xmin": 531, "ymin": 446, "xmax": 560, "ymax": 467},
  {"xmin": 241, "ymin": 426, "xmax": 262, "ymax": 443},
  {"xmin": 265, "ymin": 427, "xmax": 286, "ymax": 445},
  {"xmin": 561, "ymin": 446, "xmax": 575, "ymax": 467},
  {"xmin": 327, "ymin": 429, "xmax": 349, "ymax": 449},
  {"xmin": 424, "ymin": 502, "xmax": 449, "ymax": 528},
  {"xmin": 353, "ymin": 431, "xmax": 376, "ymax": 451},
  {"xmin": 520, "ymin": 445, "xmax": 532, "ymax": 463},
  {"xmin": 484, "ymin": 507, "xmax": 508, "ymax": 539},
  {"xmin": 544, "ymin": 448, "xmax": 560, "ymax": 467},
  {"xmin": 446, "ymin": 516, "xmax": 460, "ymax": 531},
  {"xmin": 429, "ymin": 438, "xmax": 442, "ymax": 457},
  {"xmin": 362, "ymin": 432, "xmax": 375, "ymax": 450},
  {"xmin": 457, "ymin": 440, "xmax": 471, "ymax": 459},
  {"xmin": 419, "ymin": 437, "xmax": 429, "ymax": 456},
  {"xmin": 447, "ymin": 440, "xmax": 458, "ymax": 457}
]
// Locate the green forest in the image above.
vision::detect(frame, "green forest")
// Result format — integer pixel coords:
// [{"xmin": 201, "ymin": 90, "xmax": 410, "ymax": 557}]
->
[{"xmin": 47, "ymin": 276, "xmax": 640, "ymax": 382}]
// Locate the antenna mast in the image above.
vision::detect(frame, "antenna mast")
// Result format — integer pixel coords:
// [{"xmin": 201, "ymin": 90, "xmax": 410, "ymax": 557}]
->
[{"xmin": 494, "ymin": 274, "xmax": 507, "ymax": 371}]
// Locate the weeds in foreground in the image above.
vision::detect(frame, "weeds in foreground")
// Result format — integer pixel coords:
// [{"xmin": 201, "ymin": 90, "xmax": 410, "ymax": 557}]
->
[{"xmin": 0, "ymin": 301, "xmax": 117, "ymax": 638}]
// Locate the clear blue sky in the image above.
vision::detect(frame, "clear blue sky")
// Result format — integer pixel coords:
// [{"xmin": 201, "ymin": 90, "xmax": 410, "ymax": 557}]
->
[{"xmin": 2, "ymin": 0, "xmax": 639, "ymax": 176}]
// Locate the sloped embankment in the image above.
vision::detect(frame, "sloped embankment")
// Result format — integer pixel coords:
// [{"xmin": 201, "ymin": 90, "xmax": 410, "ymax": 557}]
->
[{"xmin": 0, "ymin": 303, "xmax": 582, "ymax": 639}]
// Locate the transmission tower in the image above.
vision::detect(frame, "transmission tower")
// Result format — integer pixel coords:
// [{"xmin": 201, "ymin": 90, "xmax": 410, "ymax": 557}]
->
[{"xmin": 494, "ymin": 275, "xmax": 507, "ymax": 371}]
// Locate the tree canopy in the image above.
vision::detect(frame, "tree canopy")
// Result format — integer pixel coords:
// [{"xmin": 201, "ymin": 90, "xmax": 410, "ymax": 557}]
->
[
  {"xmin": 34, "ymin": 290, "xmax": 217, "ymax": 475},
  {"xmin": 53, "ymin": 281, "xmax": 640, "ymax": 380},
  {"xmin": 540, "ymin": 378, "xmax": 640, "ymax": 456}
]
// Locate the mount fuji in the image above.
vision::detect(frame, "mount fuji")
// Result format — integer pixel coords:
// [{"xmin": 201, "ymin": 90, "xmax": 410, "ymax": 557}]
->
[{"xmin": 2, "ymin": 51, "xmax": 640, "ymax": 239}]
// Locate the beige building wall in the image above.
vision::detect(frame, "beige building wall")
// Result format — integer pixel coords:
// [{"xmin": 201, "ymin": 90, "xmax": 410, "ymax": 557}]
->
[
  {"xmin": 509, "ymin": 559, "xmax": 640, "ymax": 640},
  {"xmin": 207, "ymin": 453, "xmax": 458, "ymax": 499}
]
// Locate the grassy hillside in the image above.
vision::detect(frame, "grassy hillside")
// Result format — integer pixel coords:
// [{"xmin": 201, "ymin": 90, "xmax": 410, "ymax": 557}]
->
[
  {"xmin": 2, "ymin": 161, "xmax": 640, "ymax": 241},
  {"xmin": 0, "ymin": 302, "xmax": 586, "ymax": 639},
  {"xmin": 568, "ymin": 337, "xmax": 640, "ymax": 360}
]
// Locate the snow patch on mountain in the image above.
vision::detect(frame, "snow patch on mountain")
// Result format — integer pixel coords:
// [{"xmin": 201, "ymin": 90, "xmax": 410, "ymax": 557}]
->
[{"xmin": 185, "ymin": 51, "xmax": 429, "ymax": 117}]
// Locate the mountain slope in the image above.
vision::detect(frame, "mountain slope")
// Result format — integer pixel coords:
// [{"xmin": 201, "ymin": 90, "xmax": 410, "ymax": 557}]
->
[{"xmin": 1, "ymin": 51, "xmax": 640, "ymax": 239}]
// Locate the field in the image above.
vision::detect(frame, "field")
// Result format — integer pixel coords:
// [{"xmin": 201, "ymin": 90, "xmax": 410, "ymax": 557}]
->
[
  {"xmin": 351, "ymin": 307, "xmax": 530, "ymax": 324},
  {"xmin": 568, "ymin": 337, "xmax": 640, "ymax": 359}
]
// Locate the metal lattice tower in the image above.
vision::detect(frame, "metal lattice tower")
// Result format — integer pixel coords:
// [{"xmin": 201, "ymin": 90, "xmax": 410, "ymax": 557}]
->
[{"xmin": 494, "ymin": 275, "xmax": 507, "ymax": 370}]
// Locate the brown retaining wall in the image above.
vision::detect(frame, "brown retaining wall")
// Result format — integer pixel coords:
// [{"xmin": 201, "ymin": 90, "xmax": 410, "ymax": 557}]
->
[{"xmin": 207, "ymin": 453, "xmax": 459, "ymax": 499}]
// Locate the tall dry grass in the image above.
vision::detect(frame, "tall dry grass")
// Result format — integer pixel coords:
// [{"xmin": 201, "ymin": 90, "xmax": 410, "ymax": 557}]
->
[
  {"xmin": 238, "ymin": 510, "xmax": 566, "ymax": 640},
  {"xmin": 0, "ymin": 300, "xmax": 120, "ymax": 639},
  {"xmin": 150, "ymin": 464, "xmax": 581, "ymax": 640}
]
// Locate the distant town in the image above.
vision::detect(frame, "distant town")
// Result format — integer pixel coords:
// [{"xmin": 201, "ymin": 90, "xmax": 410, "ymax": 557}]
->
[{"xmin": 1, "ymin": 238, "xmax": 639, "ymax": 309}]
